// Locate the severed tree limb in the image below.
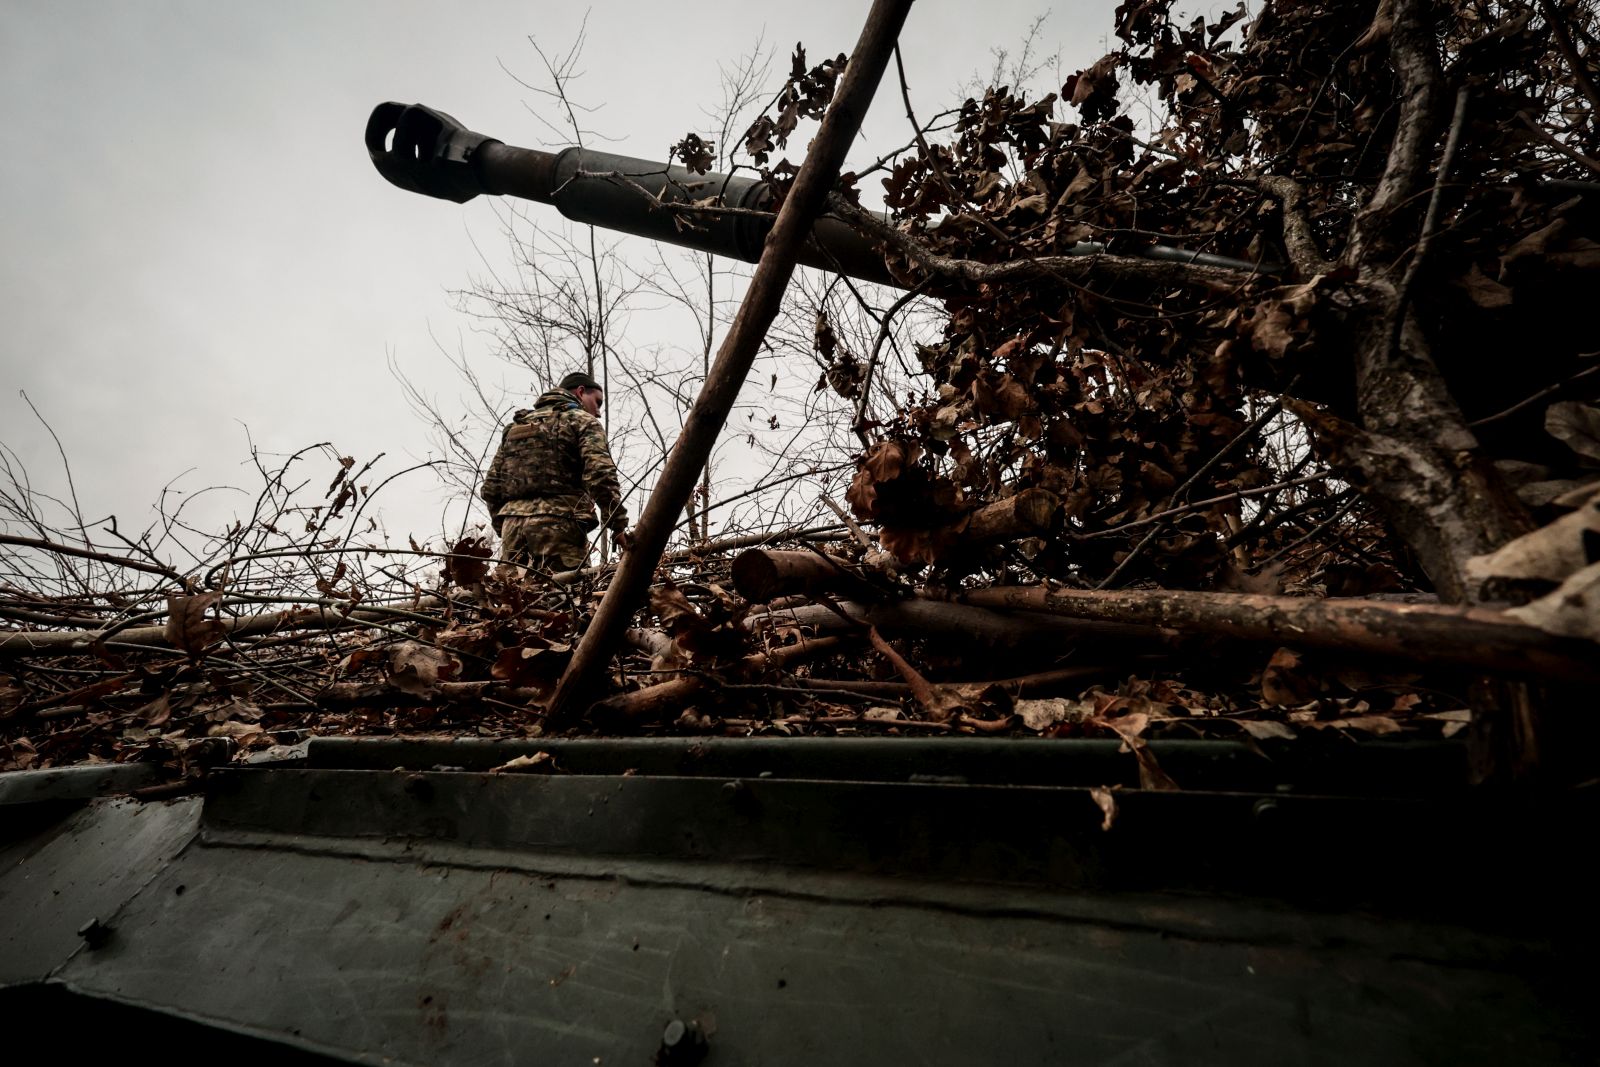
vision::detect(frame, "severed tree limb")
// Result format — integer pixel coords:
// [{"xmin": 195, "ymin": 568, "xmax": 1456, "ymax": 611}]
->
[
  {"xmin": 825, "ymin": 193, "xmax": 1249, "ymax": 295},
  {"xmin": 865, "ymin": 489, "xmax": 1063, "ymax": 568},
  {"xmin": 792, "ymin": 661, "xmax": 1155, "ymax": 699},
  {"xmin": 0, "ymin": 534, "xmax": 188, "ymax": 584},
  {"xmin": 1257, "ymin": 177, "xmax": 1332, "ymax": 277},
  {"xmin": 0, "ymin": 595, "xmax": 450, "ymax": 657},
  {"xmin": 954, "ymin": 586, "xmax": 1600, "ymax": 684},
  {"xmin": 589, "ymin": 635, "xmax": 849, "ymax": 721},
  {"xmin": 1316, "ymin": 0, "xmax": 1530, "ymax": 609},
  {"xmin": 956, "ymin": 489, "xmax": 1060, "ymax": 543},
  {"xmin": 731, "ymin": 549, "xmax": 885, "ymax": 604},
  {"xmin": 749, "ymin": 596, "xmax": 1171, "ymax": 646},
  {"xmin": 1348, "ymin": 0, "xmax": 1447, "ymax": 271}
]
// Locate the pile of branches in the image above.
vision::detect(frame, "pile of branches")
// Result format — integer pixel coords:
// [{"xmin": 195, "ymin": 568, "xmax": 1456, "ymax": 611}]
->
[
  {"xmin": 7, "ymin": 0, "xmax": 1600, "ymax": 788},
  {"xmin": 3, "ymin": 506, "xmax": 1583, "ymax": 790}
]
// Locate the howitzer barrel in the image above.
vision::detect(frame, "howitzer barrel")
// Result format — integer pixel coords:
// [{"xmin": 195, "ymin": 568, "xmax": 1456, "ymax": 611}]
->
[
  {"xmin": 366, "ymin": 101, "xmax": 899, "ymax": 286},
  {"xmin": 366, "ymin": 102, "xmax": 1279, "ymax": 282}
]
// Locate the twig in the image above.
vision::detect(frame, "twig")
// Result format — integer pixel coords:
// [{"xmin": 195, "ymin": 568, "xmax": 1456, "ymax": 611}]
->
[
  {"xmin": 1081, "ymin": 473, "xmax": 1330, "ymax": 542},
  {"xmin": 0, "ymin": 535, "xmax": 184, "ymax": 583},
  {"xmin": 851, "ymin": 280, "xmax": 929, "ymax": 443},
  {"xmin": 1515, "ymin": 111, "xmax": 1600, "ymax": 175},
  {"xmin": 1096, "ymin": 389, "xmax": 1296, "ymax": 589},
  {"xmin": 1538, "ymin": 0, "xmax": 1600, "ymax": 120},
  {"xmin": 1469, "ymin": 362, "xmax": 1600, "ymax": 428},
  {"xmin": 1398, "ymin": 84, "xmax": 1472, "ymax": 310},
  {"xmin": 1257, "ymin": 177, "xmax": 1332, "ymax": 277},
  {"xmin": 821, "ymin": 497, "xmax": 872, "ymax": 547}
]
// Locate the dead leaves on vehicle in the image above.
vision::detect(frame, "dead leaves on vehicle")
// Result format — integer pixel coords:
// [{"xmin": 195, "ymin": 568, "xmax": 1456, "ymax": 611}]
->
[
  {"xmin": 388, "ymin": 641, "xmax": 463, "ymax": 696},
  {"xmin": 490, "ymin": 638, "xmax": 571, "ymax": 696},
  {"xmin": 164, "ymin": 592, "xmax": 225, "ymax": 656}
]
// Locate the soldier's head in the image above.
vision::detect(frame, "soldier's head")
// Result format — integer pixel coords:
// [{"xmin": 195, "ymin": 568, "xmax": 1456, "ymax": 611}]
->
[{"xmin": 558, "ymin": 371, "xmax": 604, "ymax": 417}]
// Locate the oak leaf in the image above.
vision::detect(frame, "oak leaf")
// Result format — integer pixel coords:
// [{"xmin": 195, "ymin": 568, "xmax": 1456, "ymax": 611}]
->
[{"xmin": 164, "ymin": 592, "xmax": 226, "ymax": 656}]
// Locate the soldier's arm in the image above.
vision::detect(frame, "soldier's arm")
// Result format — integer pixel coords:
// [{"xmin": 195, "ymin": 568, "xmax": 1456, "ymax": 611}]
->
[{"xmin": 578, "ymin": 418, "xmax": 627, "ymax": 530}]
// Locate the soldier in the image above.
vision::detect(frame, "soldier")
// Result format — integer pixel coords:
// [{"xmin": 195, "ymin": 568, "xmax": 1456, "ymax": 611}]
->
[{"xmin": 481, "ymin": 371, "xmax": 629, "ymax": 575}]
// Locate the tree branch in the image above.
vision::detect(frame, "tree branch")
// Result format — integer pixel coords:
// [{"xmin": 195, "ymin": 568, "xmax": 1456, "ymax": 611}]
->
[{"xmin": 825, "ymin": 193, "xmax": 1249, "ymax": 295}]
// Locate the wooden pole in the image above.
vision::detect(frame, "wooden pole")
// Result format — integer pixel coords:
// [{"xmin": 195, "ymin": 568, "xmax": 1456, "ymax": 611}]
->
[{"xmin": 545, "ymin": 0, "xmax": 918, "ymax": 726}]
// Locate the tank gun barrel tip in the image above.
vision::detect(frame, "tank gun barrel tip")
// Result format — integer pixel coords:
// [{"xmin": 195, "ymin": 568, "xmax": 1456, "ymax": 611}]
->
[{"xmin": 364, "ymin": 101, "xmax": 495, "ymax": 205}]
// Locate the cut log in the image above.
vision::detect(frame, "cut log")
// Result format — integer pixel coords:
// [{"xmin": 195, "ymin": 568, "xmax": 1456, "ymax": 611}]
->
[
  {"xmin": 731, "ymin": 549, "xmax": 883, "ymax": 603},
  {"xmin": 749, "ymin": 597, "xmax": 1169, "ymax": 646},
  {"xmin": 793, "ymin": 661, "xmax": 1161, "ymax": 698},
  {"xmin": 957, "ymin": 489, "xmax": 1060, "ymax": 543},
  {"xmin": 956, "ymin": 586, "xmax": 1600, "ymax": 684}
]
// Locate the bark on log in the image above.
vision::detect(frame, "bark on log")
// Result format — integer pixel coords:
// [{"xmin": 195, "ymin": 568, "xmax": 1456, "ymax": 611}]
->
[
  {"xmin": 792, "ymin": 660, "xmax": 1164, "ymax": 698},
  {"xmin": 731, "ymin": 549, "xmax": 882, "ymax": 603},
  {"xmin": 956, "ymin": 586, "xmax": 1600, "ymax": 684},
  {"xmin": 749, "ymin": 597, "xmax": 1170, "ymax": 645},
  {"xmin": 956, "ymin": 489, "xmax": 1060, "ymax": 543}
]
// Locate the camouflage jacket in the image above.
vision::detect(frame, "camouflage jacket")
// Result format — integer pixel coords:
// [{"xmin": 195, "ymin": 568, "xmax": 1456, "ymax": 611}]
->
[{"xmin": 481, "ymin": 388, "xmax": 626, "ymax": 530}]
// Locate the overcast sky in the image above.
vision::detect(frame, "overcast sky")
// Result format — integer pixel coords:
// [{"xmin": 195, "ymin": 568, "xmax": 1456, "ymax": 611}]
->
[{"xmin": 1, "ymin": 1, "xmax": 1108, "ymax": 551}]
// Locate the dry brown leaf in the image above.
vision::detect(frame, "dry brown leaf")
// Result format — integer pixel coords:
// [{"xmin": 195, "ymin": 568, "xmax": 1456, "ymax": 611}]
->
[
  {"xmin": 1260, "ymin": 647, "xmax": 1315, "ymax": 707},
  {"xmin": 1097, "ymin": 713, "xmax": 1179, "ymax": 791},
  {"xmin": 1552, "ymin": 481, "xmax": 1600, "ymax": 509},
  {"xmin": 165, "ymin": 591, "xmax": 226, "ymax": 656},
  {"xmin": 1465, "ymin": 499, "xmax": 1600, "ymax": 584},
  {"xmin": 1237, "ymin": 719, "xmax": 1295, "ymax": 742},
  {"xmin": 650, "ymin": 582, "xmax": 703, "ymax": 635},
  {"xmin": 1313, "ymin": 714, "xmax": 1403, "ymax": 736},
  {"xmin": 1505, "ymin": 560, "xmax": 1600, "ymax": 641},
  {"xmin": 207, "ymin": 721, "xmax": 264, "ymax": 739},
  {"xmin": 491, "ymin": 641, "xmax": 571, "ymax": 691},
  {"xmin": 139, "ymin": 693, "xmax": 172, "ymax": 727},
  {"xmin": 443, "ymin": 537, "xmax": 493, "ymax": 587},
  {"xmin": 490, "ymin": 752, "xmax": 554, "ymax": 773},
  {"xmin": 1015, "ymin": 697, "xmax": 1093, "ymax": 732},
  {"xmin": 1219, "ymin": 560, "xmax": 1286, "ymax": 595},
  {"xmin": 1423, "ymin": 709, "xmax": 1473, "ymax": 739},
  {"xmin": 1456, "ymin": 264, "xmax": 1513, "ymax": 309},
  {"xmin": 388, "ymin": 641, "xmax": 463, "ymax": 696},
  {"xmin": 1089, "ymin": 786, "xmax": 1118, "ymax": 831},
  {"xmin": 1547, "ymin": 401, "xmax": 1600, "ymax": 465}
]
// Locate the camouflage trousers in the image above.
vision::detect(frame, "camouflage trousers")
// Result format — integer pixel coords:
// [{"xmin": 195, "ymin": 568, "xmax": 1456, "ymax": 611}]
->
[{"xmin": 498, "ymin": 515, "xmax": 590, "ymax": 575}]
